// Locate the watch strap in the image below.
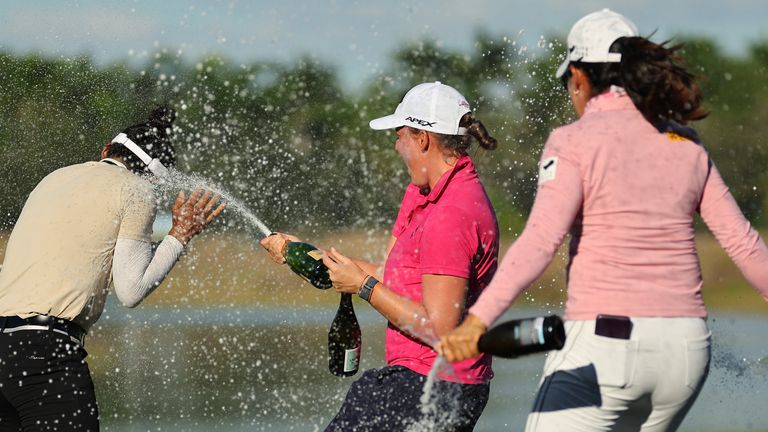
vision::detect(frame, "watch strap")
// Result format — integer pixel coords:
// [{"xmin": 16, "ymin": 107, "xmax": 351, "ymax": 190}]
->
[{"xmin": 359, "ymin": 275, "xmax": 378, "ymax": 302}]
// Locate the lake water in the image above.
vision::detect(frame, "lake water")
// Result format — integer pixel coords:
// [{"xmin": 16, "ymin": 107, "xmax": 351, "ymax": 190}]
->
[{"xmin": 87, "ymin": 302, "xmax": 768, "ymax": 431}]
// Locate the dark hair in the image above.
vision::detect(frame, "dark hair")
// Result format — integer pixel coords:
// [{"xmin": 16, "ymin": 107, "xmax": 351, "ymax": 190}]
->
[
  {"xmin": 107, "ymin": 106, "xmax": 177, "ymax": 173},
  {"xmin": 409, "ymin": 113, "xmax": 498, "ymax": 155},
  {"xmin": 567, "ymin": 37, "xmax": 707, "ymax": 125}
]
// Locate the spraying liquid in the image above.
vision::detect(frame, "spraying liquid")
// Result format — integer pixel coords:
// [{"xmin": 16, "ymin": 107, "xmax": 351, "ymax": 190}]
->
[
  {"xmin": 152, "ymin": 167, "xmax": 479, "ymax": 429},
  {"xmin": 154, "ymin": 168, "xmax": 271, "ymax": 236},
  {"xmin": 405, "ymin": 356, "xmax": 463, "ymax": 432},
  {"xmin": 712, "ymin": 350, "xmax": 768, "ymax": 379},
  {"xmin": 419, "ymin": 356, "xmax": 446, "ymax": 410}
]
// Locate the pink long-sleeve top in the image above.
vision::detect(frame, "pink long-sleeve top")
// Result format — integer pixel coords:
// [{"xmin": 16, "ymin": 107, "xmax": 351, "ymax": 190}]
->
[{"xmin": 470, "ymin": 88, "xmax": 768, "ymax": 326}]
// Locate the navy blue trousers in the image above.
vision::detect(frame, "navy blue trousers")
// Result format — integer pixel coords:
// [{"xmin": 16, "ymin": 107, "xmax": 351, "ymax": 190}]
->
[
  {"xmin": 0, "ymin": 330, "xmax": 99, "ymax": 431},
  {"xmin": 325, "ymin": 366, "xmax": 489, "ymax": 432}
]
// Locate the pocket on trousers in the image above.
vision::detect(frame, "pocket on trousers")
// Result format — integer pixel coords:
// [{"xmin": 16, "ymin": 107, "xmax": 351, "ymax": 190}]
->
[
  {"xmin": 589, "ymin": 335, "xmax": 637, "ymax": 388},
  {"xmin": 684, "ymin": 331, "xmax": 711, "ymax": 391}
]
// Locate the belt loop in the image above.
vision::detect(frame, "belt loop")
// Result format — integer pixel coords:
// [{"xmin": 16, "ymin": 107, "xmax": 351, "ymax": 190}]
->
[{"xmin": 0, "ymin": 317, "xmax": 6, "ymax": 332}]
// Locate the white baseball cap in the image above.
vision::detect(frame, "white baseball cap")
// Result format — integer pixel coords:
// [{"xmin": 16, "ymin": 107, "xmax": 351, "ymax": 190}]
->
[
  {"xmin": 369, "ymin": 81, "xmax": 472, "ymax": 135},
  {"xmin": 555, "ymin": 9, "xmax": 639, "ymax": 78}
]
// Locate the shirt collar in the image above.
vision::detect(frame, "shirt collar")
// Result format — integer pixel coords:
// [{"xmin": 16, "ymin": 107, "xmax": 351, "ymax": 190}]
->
[
  {"xmin": 584, "ymin": 85, "xmax": 636, "ymax": 115},
  {"xmin": 100, "ymin": 158, "xmax": 127, "ymax": 169},
  {"xmin": 419, "ymin": 154, "xmax": 473, "ymax": 204}
]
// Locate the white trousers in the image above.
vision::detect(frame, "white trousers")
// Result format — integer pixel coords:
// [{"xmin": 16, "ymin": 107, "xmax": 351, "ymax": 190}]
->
[{"xmin": 525, "ymin": 317, "xmax": 711, "ymax": 432}]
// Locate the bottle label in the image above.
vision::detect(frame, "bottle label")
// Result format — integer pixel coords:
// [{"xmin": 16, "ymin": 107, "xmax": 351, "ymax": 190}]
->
[
  {"xmin": 534, "ymin": 316, "xmax": 546, "ymax": 345},
  {"xmin": 343, "ymin": 346, "xmax": 360, "ymax": 372},
  {"xmin": 515, "ymin": 317, "xmax": 546, "ymax": 346},
  {"xmin": 307, "ymin": 249, "xmax": 323, "ymax": 261}
]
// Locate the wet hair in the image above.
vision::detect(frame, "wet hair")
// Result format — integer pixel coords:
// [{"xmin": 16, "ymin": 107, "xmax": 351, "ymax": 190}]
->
[
  {"xmin": 408, "ymin": 113, "xmax": 498, "ymax": 155},
  {"xmin": 564, "ymin": 37, "xmax": 708, "ymax": 125},
  {"xmin": 106, "ymin": 106, "xmax": 177, "ymax": 173}
]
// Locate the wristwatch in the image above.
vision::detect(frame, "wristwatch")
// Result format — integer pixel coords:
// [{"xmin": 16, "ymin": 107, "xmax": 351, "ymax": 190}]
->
[{"xmin": 359, "ymin": 276, "xmax": 378, "ymax": 302}]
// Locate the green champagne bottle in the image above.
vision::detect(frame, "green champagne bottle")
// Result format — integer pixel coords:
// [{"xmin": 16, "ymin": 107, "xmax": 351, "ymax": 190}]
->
[
  {"xmin": 478, "ymin": 315, "xmax": 566, "ymax": 359},
  {"xmin": 282, "ymin": 241, "xmax": 333, "ymax": 290},
  {"xmin": 328, "ymin": 293, "xmax": 362, "ymax": 377}
]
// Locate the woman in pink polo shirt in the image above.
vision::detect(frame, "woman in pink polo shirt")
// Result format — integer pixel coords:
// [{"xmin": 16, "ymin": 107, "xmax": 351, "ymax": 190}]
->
[
  {"xmin": 440, "ymin": 9, "xmax": 768, "ymax": 432},
  {"xmin": 262, "ymin": 82, "xmax": 499, "ymax": 431}
]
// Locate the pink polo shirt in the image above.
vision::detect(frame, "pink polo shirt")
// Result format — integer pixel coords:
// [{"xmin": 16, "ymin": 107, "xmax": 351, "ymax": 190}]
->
[
  {"xmin": 470, "ymin": 89, "xmax": 768, "ymax": 326},
  {"xmin": 385, "ymin": 155, "xmax": 498, "ymax": 384}
]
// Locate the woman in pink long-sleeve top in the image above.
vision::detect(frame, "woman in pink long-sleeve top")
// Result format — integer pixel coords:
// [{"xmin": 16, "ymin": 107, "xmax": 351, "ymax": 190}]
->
[{"xmin": 440, "ymin": 9, "xmax": 768, "ymax": 432}]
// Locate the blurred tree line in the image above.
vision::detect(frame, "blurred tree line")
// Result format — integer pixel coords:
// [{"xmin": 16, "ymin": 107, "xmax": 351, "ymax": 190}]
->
[{"xmin": 1, "ymin": 33, "xmax": 767, "ymax": 236}]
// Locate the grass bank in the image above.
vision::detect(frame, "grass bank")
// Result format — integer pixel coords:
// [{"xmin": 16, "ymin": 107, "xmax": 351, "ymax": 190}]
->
[{"xmin": 0, "ymin": 230, "xmax": 766, "ymax": 313}]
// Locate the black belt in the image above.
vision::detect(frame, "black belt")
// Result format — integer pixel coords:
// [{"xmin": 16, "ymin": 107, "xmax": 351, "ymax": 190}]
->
[{"xmin": 0, "ymin": 315, "xmax": 86, "ymax": 344}]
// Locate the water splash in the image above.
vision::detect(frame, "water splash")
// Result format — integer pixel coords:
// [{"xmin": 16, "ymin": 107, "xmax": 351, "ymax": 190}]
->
[
  {"xmin": 155, "ymin": 168, "xmax": 272, "ymax": 237},
  {"xmin": 395, "ymin": 312, "xmax": 441, "ymax": 350},
  {"xmin": 405, "ymin": 356, "xmax": 463, "ymax": 432},
  {"xmin": 712, "ymin": 350, "xmax": 768, "ymax": 379},
  {"xmin": 419, "ymin": 356, "xmax": 446, "ymax": 410}
]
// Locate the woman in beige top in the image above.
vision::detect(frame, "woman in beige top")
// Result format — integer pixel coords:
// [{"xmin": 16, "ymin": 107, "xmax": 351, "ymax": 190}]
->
[{"xmin": 0, "ymin": 107, "xmax": 224, "ymax": 431}]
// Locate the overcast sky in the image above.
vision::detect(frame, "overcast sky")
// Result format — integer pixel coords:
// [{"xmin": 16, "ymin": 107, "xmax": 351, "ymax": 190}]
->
[{"xmin": 1, "ymin": 0, "xmax": 766, "ymax": 89}]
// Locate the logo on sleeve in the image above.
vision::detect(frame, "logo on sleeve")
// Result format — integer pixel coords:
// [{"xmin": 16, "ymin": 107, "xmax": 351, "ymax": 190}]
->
[{"xmin": 538, "ymin": 156, "xmax": 558, "ymax": 184}]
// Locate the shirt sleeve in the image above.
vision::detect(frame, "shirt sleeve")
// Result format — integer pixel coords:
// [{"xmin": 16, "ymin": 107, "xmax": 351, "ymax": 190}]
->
[
  {"xmin": 699, "ymin": 161, "xmax": 768, "ymax": 301},
  {"xmin": 469, "ymin": 130, "xmax": 584, "ymax": 327},
  {"xmin": 118, "ymin": 178, "xmax": 156, "ymax": 242},
  {"xmin": 419, "ymin": 206, "xmax": 477, "ymax": 278},
  {"xmin": 112, "ymin": 236, "xmax": 185, "ymax": 307}
]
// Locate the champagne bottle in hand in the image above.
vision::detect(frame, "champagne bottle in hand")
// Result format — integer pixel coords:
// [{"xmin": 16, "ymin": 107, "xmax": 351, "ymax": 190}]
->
[
  {"xmin": 328, "ymin": 293, "xmax": 362, "ymax": 377},
  {"xmin": 478, "ymin": 315, "xmax": 565, "ymax": 359},
  {"xmin": 282, "ymin": 241, "xmax": 333, "ymax": 290}
]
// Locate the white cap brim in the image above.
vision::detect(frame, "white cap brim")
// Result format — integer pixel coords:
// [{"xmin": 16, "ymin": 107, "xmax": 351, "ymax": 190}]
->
[
  {"xmin": 555, "ymin": 58, "xmax": 570, "ymax": 78},
  {"xmin": 369, "ymin": 114, "xmax": 405, "ymax": 130}
]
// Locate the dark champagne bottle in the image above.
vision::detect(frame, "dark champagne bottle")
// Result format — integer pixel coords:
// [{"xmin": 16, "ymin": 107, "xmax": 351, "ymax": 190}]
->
[
  {"xmin": 478, "ymin": 315, "xmax": 565, "ymax": 359},
  {"xmin": 328, "ymin": 293, "xmax": 362, "ymax": 377},
  {"xmin": 282, "ymin": 241, "xmax": 333, "ymax": 290}
]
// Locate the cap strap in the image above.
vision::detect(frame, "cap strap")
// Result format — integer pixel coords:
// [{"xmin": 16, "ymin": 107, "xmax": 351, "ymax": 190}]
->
[
  {"xmin": 111, "ymin": 133, "xmax": 169, "ymax": 178},
  {"xmin": 112, "ymin": 133, "xmax": 152, "ymax": 165}
]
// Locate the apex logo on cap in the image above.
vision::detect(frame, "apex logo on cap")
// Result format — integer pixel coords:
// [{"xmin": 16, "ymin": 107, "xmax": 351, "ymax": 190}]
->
[{"xmin": 406, "ymin": 116, "xmax": 436, "ymax": 128}]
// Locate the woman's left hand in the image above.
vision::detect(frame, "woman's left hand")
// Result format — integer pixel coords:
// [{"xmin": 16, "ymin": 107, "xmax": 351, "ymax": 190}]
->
[
  {"xmin": 168, "ymin": 189, "xmax": 226, "ymax": 246},
  {"xmin": 322, "ymin": 247, "xmax": 368, "ymax": 294}
]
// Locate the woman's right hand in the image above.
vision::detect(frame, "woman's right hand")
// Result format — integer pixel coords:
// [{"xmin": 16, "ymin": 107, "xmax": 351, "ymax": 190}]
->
[
  {"xmin": 437, "ymin": 314, "xmax": 487, "ymax": 362},
  {"xmin": 260, "ymin": 232, "xmax": 301, "ymax": 264}
]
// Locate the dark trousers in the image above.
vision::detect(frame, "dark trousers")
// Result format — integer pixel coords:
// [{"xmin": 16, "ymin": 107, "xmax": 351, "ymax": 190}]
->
[
  {"xmin": 0, "ymin": 330, "xmax": 99, "ymax": 431},
  {"xmin": 325, "ymin": 366, "xmax": 489, "ymax": 432}
]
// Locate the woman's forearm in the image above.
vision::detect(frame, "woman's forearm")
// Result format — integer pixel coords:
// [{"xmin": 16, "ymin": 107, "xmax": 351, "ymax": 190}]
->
[
  {"xmin": 113, "ymin": 236, "xmax": 184, "ymax": 307},
  {"xmin": 348, "ymin": 235, "xmax": 395, "ymax": 279},
  {"xmin": 367, "ymin": 274, "xmax": 467, "ymax": 347},
  {"xmin": 350, "ymin": 258, "xmax": 384, "ymax": 280},
  {"xmin": 368, "ymin": 281, "xmax": 439, "ymax": 346}
]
